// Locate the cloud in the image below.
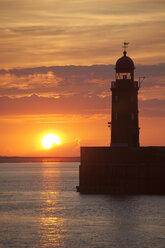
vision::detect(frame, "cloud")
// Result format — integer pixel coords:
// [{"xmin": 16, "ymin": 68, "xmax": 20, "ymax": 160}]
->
[
  {"xmin": 135, "ymin": 64, "xmax": 165, "ymax": 77},
  {"xmin": 0, "ymin": 65, "xmax": 114, "ymax": 97},
  {"xmin": 139, "ymin": 99, "xmax": 165, "ymax": 117},
  {"xmin": 0, "ymin": 64, "xmax": 164, "ymax": 95},
  {"xmin": 0, "ymin": 64, "xmax": 164, "ymax": 117},
  {"xmin": 0, "ymin": 0, "xmax": 164, "ymax": 67},
  {"xmin": 0, "ymin": 94, "xmax": 165, "ymax": 117},
  {"xmin": 1, "ymin": 0, "xmax": 164, "ymax": 17},
  {"xmin": 0, "ymin": 94, "xmax": 110, "ymax": 115}
]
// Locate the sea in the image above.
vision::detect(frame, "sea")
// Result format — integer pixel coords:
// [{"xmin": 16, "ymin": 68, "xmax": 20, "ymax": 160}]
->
[{"xmin": 0, "ymin": 162, "xmax": 165, "ymax": 248}]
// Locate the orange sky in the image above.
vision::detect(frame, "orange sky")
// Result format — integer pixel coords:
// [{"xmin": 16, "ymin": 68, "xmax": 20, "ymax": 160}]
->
[{"xmin": 0, "ymin": 0, "xmax": 165, "ymax": 156}]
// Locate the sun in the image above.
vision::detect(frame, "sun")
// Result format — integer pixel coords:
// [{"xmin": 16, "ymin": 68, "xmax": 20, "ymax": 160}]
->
[{"xmin": 42, "ymin": 134, "xmax": 61, "ymax": 149}]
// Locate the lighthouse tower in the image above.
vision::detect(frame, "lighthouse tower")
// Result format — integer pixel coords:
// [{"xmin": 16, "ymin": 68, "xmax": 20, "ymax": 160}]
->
[
  {"xmin": 77, "ymin": 44, "xmax": 165, "ymax": 194},
  {"xmin": 110, "ymin": 43, "xmax": 140, "ymax": 147}
]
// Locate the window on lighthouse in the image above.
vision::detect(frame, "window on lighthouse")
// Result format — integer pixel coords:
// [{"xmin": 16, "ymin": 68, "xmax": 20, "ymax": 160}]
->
[
  {"xmin": 131, "ymin": 112, "xmax": 134, "ymax": 120},
  {"xmin": 131, "ymin": 96, "xmax": 134, "ymax": 102},
  {"xmin": 115, "ymin": 112, "xmax": 118, "ymax": 120},
  {"xmin": 115, "ymin": 95, "xmax": 118, "ymax": 102},
  {"xmin": 116, "ymin": 73, "xmax": 131, "ymax": 80}
]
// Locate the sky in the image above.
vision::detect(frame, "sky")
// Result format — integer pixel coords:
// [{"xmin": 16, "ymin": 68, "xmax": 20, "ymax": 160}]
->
[{"xmin": 0, "ymin": 0, "xmax": 165, "ymax": 156}]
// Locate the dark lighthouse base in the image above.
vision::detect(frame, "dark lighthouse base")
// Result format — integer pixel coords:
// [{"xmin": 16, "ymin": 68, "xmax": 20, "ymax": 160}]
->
[{"xmin": 77, "ymin": 147, "xmax": 165, "ymax": 194}]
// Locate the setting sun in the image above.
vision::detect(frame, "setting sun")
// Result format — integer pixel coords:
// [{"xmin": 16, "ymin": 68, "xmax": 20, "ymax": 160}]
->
[{"xmin": 42, "ymin": 134, "xmax": 61, "ymax": 149}]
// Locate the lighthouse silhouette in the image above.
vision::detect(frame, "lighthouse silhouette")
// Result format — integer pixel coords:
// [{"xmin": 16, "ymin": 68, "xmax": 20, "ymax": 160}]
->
[
  {"xmin": 110, "ymin": 42, "xmax": 139, "ymax": 147},
  {"xmin": 77, "ymin": 43, "xmax": 165, "ymax": 194}
]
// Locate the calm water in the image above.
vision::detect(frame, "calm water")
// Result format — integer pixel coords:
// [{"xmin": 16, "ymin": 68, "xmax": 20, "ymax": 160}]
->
[{"xmin": 0, "ymin": 162, "xmax": 165, "ymax": 248}]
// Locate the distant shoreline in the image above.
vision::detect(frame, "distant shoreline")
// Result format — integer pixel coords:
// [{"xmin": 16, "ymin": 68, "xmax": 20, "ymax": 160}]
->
[{"xmin": 0, "ymin": 157, "xmax": 80, "ymax": 163}]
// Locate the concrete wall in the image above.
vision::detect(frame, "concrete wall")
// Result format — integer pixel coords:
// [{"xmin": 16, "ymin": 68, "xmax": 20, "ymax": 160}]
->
[{"xmin": 77, "ymin": 147, "xmax": 165, "ymax": 194}]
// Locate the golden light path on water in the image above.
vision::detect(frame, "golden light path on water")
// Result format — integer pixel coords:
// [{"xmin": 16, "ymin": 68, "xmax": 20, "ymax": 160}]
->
[{"xmin": 39, "ymin": 163, "xmax": 66, "ymax": 247}]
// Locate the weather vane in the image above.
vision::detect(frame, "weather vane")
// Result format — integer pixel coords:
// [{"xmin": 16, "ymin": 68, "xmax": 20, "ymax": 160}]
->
[{"xmin": 122, "ymin": 41, "xmax": 129, "ymax": 53}]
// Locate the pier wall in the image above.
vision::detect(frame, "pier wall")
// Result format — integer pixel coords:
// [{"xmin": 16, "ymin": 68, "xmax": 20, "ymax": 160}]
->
[{"xmin": 77, "ymin": 147, "xmax": 165, "ymax": 194}]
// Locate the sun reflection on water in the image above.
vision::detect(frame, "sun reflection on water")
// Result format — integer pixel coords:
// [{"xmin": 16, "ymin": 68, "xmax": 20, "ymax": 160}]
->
[
  {"xmin": 39, "ymin": 163, "xmax": 66, "ymax": 247},
  {"xmin": 39, "ymin": 213, "xmax": 65, "ymax": 247}
]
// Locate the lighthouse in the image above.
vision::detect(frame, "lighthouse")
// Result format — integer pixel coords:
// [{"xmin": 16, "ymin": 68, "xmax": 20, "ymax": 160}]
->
[
  {"xmin": 77, "ymin": 44, "xmax": 165, "ymax": 194},
  {"xmin": 110, "ymin": 43, "xmax": 140, "ymax": 147}
]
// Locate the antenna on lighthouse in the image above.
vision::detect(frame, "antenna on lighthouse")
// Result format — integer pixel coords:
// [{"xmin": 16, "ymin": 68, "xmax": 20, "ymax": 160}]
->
[{"xmin": 138, "ymin": 76, "xmax": 145, "ymax": 88}]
